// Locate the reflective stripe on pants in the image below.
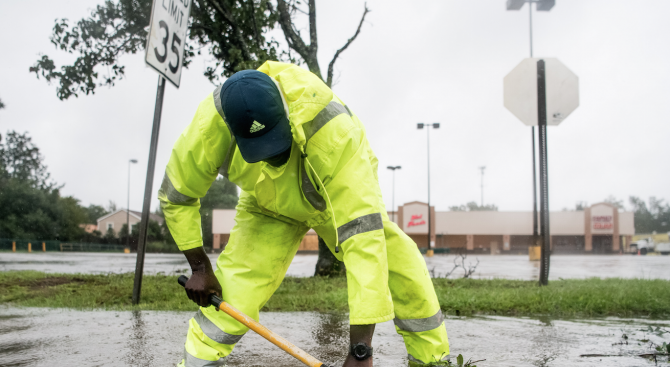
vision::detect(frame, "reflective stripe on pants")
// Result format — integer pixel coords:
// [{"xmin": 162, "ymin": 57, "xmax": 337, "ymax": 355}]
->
[
  {"xmin": 184, "ymin": 349, "xmax": 227, "ymax": 367},
  {"xmin": 184, "ymin": 203, "xmax": 309, "ymax": 362},
  {"xmin": 394, "ymin": 310, "xmax": 444, "ymax": 333},
  {"xmin": 194, "ymin": 309, "xmax": 245, "ymax": 345}
]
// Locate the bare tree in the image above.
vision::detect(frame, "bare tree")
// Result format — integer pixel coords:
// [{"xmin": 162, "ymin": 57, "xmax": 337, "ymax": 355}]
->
[{"xmin": 277, "ymin": 0, "xmax": 370, "ymax": 87}]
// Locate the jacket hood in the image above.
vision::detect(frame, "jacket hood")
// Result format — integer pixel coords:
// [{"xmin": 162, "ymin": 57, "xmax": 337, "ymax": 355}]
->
[{"xmin": 257, "ymin": 61, "xmax": 333, "ymax": 148}]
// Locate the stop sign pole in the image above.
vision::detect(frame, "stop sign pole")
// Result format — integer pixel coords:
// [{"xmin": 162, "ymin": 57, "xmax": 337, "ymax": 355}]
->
[
  {"xmin": 132, "ymin": 0, "xmax": 192, "ymax": 304},
  {"xmin": 536, "ymin": 60, "xmax": 550, "ymax": 286},
  {"xmin": 504, "ymin": 57, "xmax": 579, "ymax": 286}
]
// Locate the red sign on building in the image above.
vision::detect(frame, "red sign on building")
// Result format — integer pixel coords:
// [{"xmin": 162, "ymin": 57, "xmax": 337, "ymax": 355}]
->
[
  {"xmin": 407, "ymin": 214, "xmax": 426, "ymax": 228},
  {"xmin": 592, "ymin": 215, "xmax": 613, "ymax": 230}
]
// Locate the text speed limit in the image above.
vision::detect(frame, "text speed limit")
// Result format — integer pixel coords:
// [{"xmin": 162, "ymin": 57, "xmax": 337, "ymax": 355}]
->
[{"xmin": 145, "ymin": 0, "xmax": 192, "ymax": 88}]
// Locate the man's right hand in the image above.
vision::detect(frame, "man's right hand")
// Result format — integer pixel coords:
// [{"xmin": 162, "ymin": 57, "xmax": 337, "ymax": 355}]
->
[{"xmin": 182, "ymin": 247, "xmax": 222, "ymax": 308}]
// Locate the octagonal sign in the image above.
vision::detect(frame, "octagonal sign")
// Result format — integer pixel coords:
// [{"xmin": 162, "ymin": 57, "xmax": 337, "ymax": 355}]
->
[{"xmin": 504, "ymin": 58, "xmax": 579, "ymax": 126}]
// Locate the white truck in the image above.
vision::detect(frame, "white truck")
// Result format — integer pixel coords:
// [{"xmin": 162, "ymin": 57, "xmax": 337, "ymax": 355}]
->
[
  {"xmin": 630, "ymin": 234, "xmax": 670, "ymax": 255},
  {"xmin": 656, "ymin": 233, "xmax": 670, "ymax": 255},
  {"xmin": 630, "ymin": 238, "xmax": 654, "ymax": 255}
]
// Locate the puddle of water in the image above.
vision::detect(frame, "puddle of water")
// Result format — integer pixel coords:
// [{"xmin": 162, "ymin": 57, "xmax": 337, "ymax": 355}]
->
[
  {"xmin": 1, "ymin": 306, "xmax": 668, "ymax": 366},
  {"xmin": 1, "ymin": 253, "xmax": 669, "ymax": 281}
]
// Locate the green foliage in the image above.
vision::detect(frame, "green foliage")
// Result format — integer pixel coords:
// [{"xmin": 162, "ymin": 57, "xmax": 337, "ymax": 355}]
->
[
  {"xmin": 0, "ymin": 131, "xmax": 53, "ymax": 188},
  {"xmin": 574, "ymin": 201, "xmax": 588, "ymax": 211},
  {"xmin": 2, "ymin": 273, "xmax": 670, "ymax": 319},
  {"xmin": 449, "ymin": 202, "xmax": 498, "ymax": 212},
  {"xmin": 0, "ymin": 131, "xmax": 87, "ymax": 241},
  {"xmin": 433, "ymin": 277, "xmax": 670, "ymax": 317},
  {"xmin": 656, "ymin": 342, "xmax": 670, "ymax": 354},
  {"xmin": 200, "ymin": 176, "xmax": 239, "ymax": 248},
  {"xmin": 629, "ymin": 196, "xmax": 670, "ymax": 233},
  {"xmin": 604, "ymin": 195, "xmax": 625, "ymax": 209},
  {"xmin": 30, "ymin": 0, "xmax": 288, "ymax": 100},
  {"xmin": 0, "ymin": 178, "xmax": 88, "ymax": 241},
  {"xmin": 84, "ymin": 204, "xmax": 108, "ymax": 224}
]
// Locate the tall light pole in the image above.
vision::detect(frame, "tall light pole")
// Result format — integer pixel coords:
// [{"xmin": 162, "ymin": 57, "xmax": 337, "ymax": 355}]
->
[
  {"xmin": 386, "ymin": 166, "xmax": 401, "ymax": 223},
  {"xmin": 508, "ymin": 0, "xmax": 553, "ymax": 246},
  {"xmin": 417, "ymin": 122, "xmax": 439, "ymax": 249},
  {"xmin": 127, "ymin": 159, "xmax": 138, "ymax": 248},
  {"xmin": 479, "ymin": 166, "xmax": 486, "ymax": 207}
]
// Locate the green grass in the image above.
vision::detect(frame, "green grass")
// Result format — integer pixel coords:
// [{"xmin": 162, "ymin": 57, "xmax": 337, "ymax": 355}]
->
[{"xmin": 1, "ymin": 271, "xmax": 669, "ymax": 317}]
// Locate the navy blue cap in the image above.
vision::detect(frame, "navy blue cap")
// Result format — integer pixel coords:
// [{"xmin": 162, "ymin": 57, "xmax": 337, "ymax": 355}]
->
[{"xmin": 219, "ymin": 70, "xmax": 292, "ymax": 163}]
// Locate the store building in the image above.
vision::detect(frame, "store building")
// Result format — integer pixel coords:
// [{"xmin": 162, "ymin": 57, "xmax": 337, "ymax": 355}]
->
[
  {"xmin": 211, "ymin": 201, "xmax": 634, "ymax": 254},
  {"xmin": 397, "ymin": 201, "xmax": 634, "ymax": 254}
]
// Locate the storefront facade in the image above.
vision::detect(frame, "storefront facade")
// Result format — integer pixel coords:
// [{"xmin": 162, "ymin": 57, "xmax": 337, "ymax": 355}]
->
[
  {"xmin": 211, "ymin": 202, "xmax": 634, "ymax": 254},
  {"xmin": 396, "ymin": 201, "xmax": 634, "ymax": 254}
]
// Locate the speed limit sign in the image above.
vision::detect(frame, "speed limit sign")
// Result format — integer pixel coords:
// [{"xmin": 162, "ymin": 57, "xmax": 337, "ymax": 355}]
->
[
  {"xmin": 145, "ymin": 0, "xmax": 192, "ymax": 87},
  {"xmin": 134, "ymin": 0, "xmax": 192, "ymax": 305}
]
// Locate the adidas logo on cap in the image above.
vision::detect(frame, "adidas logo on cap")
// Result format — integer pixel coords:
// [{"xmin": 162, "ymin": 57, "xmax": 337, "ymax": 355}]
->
[{"xmin": 250, "ymin": 121, "xmax": 265, "ymax": 133}]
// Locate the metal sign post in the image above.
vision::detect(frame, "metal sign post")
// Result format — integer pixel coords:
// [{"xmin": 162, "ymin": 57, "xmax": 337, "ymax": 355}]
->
[
  {"xmin": 536, "ymin": 60, "xmax": 550, "ymax": 286},
  {"xmin": 132, "ymin": 0, "xmax": 191, "ymax": 305},
  {"xmin": 132, "ymin": 76, "xmax": 165, "ymax": 304},
  {"xmin": 503, "ymin": 57, "xmax": 579, "ymax": 286}
]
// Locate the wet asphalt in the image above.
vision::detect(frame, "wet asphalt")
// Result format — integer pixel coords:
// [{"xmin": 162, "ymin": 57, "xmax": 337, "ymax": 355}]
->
[
  {"xmin": 1, "ymin": 252, "xmax": 669, "ymax": 280},
  {"xmin": 1, "ymin": 253, "xmax": 669, "ymax": 366},
  {"xmin": 1, "ymin": 307, "xmax": 669, "ymax": 366}
]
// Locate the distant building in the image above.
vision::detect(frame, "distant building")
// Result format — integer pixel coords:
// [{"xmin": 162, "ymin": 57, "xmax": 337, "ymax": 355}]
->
[
  {"xmin": 212, "ymin": 201, "xmax": 634, "ymax": 254},
  {"xmin": 397, "ymin": 201, "xmax": 634, "ymax": 254},
  {"xmin": 79, "ymin": 224, "xmax": 98, "ymax": 233},
  {"xmin": 97, "ymin": 209, "xmax": 164, "ymax": 236}
]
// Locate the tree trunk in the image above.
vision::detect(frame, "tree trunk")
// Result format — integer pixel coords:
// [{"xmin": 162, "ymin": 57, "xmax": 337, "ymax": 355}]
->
[{"xmin": 314, "ymin": 236, "xmax": 346, "ymax": 276}]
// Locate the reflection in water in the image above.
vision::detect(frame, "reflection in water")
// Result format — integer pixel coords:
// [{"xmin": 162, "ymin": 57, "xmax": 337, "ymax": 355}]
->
[
  {"xmin": 312, "ymin": 312, "xmax": 349, "ymax": 365},
  {"xmin": 123, "ymin": 310, "xmax": 153, "ymax": 366},
  {"xmin": 313, "ymin": 312, "xmax": 348, "ymax": 346},
  {"xmin": 0, "ymin": 308, "xmax": 669, "ymax": 366},
  {"xmin": 526, "ymin": 323, "xmax": 567, "ymax": 367}
]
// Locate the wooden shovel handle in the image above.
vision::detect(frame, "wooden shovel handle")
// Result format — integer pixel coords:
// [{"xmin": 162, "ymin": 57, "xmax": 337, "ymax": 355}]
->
[{"xmin": 177, "ymin": 275, "xmax": 331, "ymax": 367}]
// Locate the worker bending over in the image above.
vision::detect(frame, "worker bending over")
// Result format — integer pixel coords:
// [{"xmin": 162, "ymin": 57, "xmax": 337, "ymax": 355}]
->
[{"xmin": 160, "ymin": 61, "xmax": 450, "ymax": 367}]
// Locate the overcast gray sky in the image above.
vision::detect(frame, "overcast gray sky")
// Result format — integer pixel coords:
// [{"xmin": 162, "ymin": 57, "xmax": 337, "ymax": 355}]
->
[{"xmin": 0, "ymin": 0, "xmax": 668, "ymax": 214}]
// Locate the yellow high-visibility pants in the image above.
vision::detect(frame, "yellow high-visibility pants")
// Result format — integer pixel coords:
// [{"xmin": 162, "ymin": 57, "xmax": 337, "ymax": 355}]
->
[{"xmin": 181, "ymin": 209, "xmax": 449, "ymax": 367}]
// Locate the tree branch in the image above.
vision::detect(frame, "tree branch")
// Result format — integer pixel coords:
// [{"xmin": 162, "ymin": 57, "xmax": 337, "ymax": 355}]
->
[
  {"xmin": 276, "ymin": 0, "xmax": 309, "ymax": 58},
  {"xmin": 308, "ymin": 0, "xmax": 317, "ymax": 54},
  {"xmin": 204, "ymin": 0, "xmax": 252, "ymax": 61},
  {"xmin": 248, "ymin": 0, "xmax": 262, "ymax": 49},
  {"xmin": 326, "ymin": 3, "xmax": 369, "ymax": 87}
]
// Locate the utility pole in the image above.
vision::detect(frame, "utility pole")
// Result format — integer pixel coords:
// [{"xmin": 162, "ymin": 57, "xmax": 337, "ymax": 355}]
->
[
  {"xmin": 479, "ymin": 166, "xmax": 486, "ymax": 207},
  {"xmin": 417, "ymin": 123, "xmax": 440, "ymax": 249},
  {"xmin": 126, "ymin": 159, "xmax": 137, "ymax": 249},
  {"xmin": 386, "ymin": 166, "xmax": 402, "ymax": 223}
]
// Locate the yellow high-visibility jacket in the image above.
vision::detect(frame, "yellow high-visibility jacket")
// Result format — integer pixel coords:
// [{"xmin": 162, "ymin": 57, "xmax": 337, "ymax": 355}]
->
[{"xmin": 159, "ymin": 61, "xmax": 394, "ymax": 324}]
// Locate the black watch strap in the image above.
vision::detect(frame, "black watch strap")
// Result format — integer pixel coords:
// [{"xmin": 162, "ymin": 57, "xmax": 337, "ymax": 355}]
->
[{"xmin": 350, "ymin": 342, "xmax": 373, "ymax": 361}]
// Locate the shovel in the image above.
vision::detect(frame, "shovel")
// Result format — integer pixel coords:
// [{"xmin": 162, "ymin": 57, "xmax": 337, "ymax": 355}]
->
[{"xmin": 178, "ymin": 275, "xmax": 334, "ymax": 367}]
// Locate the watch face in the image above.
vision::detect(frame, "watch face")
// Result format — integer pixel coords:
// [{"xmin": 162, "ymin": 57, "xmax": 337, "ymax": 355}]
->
[{"xmin": 353, "ymin": 344, "xmax": 367, "ymax": 358}]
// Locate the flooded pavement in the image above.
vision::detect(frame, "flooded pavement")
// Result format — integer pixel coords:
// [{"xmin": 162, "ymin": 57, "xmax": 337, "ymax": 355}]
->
[
  {"xmin": 2, "ymin": 252, "xmax": 670, "ymax": 281},
  {"xmin": 1, "ymin": 306, "xmax": 668, "ymax": 366},
  {"xmin": 423, "ymin": 254, "xmax": 670, "ymax": 281}
]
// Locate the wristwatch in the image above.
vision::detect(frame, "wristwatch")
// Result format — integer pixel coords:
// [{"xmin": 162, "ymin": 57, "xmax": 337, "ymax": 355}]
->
[{"xmin": 349, "ymin": 342, "xmax": 373, "ymax": 361}]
